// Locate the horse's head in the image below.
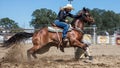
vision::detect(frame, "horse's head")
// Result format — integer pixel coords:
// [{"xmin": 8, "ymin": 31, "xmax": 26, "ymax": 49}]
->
[
  {"xmin": 71, "ymin": 7, "xmax": 95, "ymax": 29},
  {"xmin": 78, "ymin": 7, "xmax": 95, "ymax": 24}
]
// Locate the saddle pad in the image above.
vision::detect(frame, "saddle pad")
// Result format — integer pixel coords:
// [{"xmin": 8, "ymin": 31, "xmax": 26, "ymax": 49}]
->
[{"xmin": 48, "ymin": 27, "xmax": 63, "ymax": 32}]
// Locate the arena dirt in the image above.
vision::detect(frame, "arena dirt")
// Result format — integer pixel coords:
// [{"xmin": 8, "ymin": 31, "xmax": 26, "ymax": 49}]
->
[{"xmin": 0, "ymin": 44, "xmax": 120, "ymax": 68}]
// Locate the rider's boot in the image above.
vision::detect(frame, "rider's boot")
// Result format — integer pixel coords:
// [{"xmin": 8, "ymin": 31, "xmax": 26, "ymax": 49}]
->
[
  {"xmin": 62, "ymin": 37, "xmax": 69, "ymax": 44},
  {"xmin": 60, "ymin": 45, "xmax": 64, "ymax": 52},
  {"xmin": 60, "ymin": 37, "xmax": 69, "ymax": 52}
]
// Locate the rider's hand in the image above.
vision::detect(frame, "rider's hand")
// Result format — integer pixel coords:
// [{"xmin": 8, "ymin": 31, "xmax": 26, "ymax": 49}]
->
[{"xmin": 65, "ymin": 20, "xmax": 69, "ymax": 23}]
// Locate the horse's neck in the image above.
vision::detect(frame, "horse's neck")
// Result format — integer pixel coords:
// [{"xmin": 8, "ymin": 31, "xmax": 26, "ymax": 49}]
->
[{"xmin": 74, "ymin": 19, "xmax": 84, "ymax": 30}]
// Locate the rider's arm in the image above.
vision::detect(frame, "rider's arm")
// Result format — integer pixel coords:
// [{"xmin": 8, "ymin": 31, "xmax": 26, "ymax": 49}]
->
[{"xmin": 68, "ymin": 13, "xmax": 81, "ymax": 18}]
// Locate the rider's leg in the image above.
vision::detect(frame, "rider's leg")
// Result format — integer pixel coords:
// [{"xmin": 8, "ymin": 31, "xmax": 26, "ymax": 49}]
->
[
  {"xmin": 54, "ymin": 20, "xmax": 69, "ymax": 40},
  {"xmin": 62, "ymin": 24, "xmax": 69, "ymax": 39},
  {"xmin": 54, "ymin": 20, "xmax": 69, "ymax": 52}
]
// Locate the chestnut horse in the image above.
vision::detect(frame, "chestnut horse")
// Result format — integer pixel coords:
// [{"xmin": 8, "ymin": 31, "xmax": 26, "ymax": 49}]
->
[{"xmin": 3, "ymin": 8, "xmax": 94, "ymax": 60}]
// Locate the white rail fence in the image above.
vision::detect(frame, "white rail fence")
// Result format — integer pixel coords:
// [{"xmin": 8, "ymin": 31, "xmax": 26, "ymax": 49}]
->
[{"xmin": 0, "ymin": 29, "xmax": 120, "ymax": 45}]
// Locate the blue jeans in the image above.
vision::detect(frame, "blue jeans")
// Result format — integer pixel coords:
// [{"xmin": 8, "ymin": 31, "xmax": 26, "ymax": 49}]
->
[{"xmin": 54, "ymin": 20, "xmax": 69, "ymax": 39}]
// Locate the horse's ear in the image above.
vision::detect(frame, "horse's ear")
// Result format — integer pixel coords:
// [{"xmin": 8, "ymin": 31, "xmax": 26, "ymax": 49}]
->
[
  {"xmin": 83, "ymin": 7, "xmax": 87, "ymax": 12},
  {"xmin": 83, "ymin": 7, "xmax": 89, "ymax": 12}
]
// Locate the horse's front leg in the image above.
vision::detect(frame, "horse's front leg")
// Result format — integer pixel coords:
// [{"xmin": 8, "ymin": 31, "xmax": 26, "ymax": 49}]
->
[
  {"xmin": 72, "ymin": 39, "xmax": 87, "ymax": 60},
  {"xmin": 74, "ymin": 47, "xmax": 92, "ymax": 60},
  {"xmin": 84, "ymin": 47, "xmax": 93, "ymax": 60},
  {"xmin": 73, "ymin": 39, "xmax": 87, "ymax": 49}
]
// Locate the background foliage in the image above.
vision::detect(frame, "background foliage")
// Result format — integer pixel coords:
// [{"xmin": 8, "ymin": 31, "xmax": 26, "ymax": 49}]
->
[
  {"xmin": 30, "ymin": 8, "xmax": 57, "ymax": 29},
  {"xmin": 0, "ymin": 8, "xmax": 120, "ymax": 32}
]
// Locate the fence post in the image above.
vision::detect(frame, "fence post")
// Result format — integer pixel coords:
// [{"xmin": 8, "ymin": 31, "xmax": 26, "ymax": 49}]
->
[{"xmin": 93, "ymin": 25, "xmax": 97, "ymax": 44}]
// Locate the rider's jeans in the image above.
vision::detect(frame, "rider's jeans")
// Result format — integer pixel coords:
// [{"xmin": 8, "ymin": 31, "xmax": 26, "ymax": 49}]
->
[{"xmin": 54, "ymin": 20, "xmax": 69, "ymax": 39}]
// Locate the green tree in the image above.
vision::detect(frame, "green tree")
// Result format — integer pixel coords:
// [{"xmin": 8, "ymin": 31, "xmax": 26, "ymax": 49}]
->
[
  {"xmin": 0, "ymin": 17, "xmax": 20, "ymax": 29},
  {"xmin": 90, "ymin": 8, "xmax": 105, "ymax": 29},
  {"xmin": 30, "ymin": 8, "xmax": 57, "ymax": 29},
  {"xmin": 90, "ymin": 8, "xmax": 120, "ymax": 31}
]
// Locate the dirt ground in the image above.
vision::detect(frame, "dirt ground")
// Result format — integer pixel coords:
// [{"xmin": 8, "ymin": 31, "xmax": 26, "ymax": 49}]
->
[{"xmin": 0, "ymin": 44, "xmax": 120, "ymax": 68}]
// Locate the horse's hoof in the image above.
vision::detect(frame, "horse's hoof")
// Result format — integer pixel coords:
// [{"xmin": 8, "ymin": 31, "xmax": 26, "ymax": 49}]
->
[
  {"xmin": 32, "ymin": 53, "xmax": 37, "ymax": 59},
  {"xmin": 89, "ymin": 56, "xmax": 93, "ymax": 60},
  {"xmin": 84, "ymin": 54, "xmax": 88, "ymax": 57}
]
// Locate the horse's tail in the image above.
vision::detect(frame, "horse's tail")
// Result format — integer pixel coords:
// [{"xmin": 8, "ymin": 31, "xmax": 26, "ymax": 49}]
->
[{"xmin": 2, "ymin": 32, "xmax": 33, "ymax": 48}]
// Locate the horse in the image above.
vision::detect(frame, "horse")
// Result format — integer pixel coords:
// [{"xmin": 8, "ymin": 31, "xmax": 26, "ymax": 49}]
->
[{"xmin": 3, "ymin": 7, "xmax": 95, "ymax": 60}]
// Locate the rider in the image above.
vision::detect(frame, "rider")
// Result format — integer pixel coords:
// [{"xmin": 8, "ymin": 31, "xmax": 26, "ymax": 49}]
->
[{"xmin": 54, "ymin": 4, "xmax": 80, "ymax": 52}]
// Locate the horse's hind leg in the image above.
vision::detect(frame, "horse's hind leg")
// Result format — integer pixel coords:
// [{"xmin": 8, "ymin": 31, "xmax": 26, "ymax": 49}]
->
[
  {"xmin": 27, "ymin": 44, "xmax": 42, "ymax": 60},
  {"xmin": 27, "ymin": 49, "xmax": 32, "ymax": 61},
  {"xmin": 32, "ymin": 52, "xmax": 37, "ymax": 59}
]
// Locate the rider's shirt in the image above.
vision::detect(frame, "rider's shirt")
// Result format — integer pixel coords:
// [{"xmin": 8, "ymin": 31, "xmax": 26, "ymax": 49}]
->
[{"xmin": 57, "ymin": 10, "xmax": 80, "ymax": 22}]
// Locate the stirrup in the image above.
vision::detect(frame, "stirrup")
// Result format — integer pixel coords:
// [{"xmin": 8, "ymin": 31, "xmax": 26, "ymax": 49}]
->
[
  {"xmin": 63, "ymin": 38, "xmax": 68, "ymax": 41},
  {"xmin": 62, "ymin": 38, "xmax": 69, "ymax": 43}
]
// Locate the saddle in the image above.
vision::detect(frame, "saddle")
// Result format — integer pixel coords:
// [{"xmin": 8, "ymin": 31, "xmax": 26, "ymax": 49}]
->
[{"xmin": 48, "ymin": 23, "xmax": 72, "ymax": 32}]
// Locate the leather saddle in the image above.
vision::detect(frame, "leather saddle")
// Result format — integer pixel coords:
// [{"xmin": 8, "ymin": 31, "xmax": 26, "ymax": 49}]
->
[{"xmin": 48, "ymin": 23, "xmax": 72, "ymax": 32}]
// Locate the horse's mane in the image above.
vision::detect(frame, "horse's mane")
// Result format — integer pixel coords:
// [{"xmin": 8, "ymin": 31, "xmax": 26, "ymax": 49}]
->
[{"xmin": 71, "ymin": 18, "xmax": 77, "ymax": 27}]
